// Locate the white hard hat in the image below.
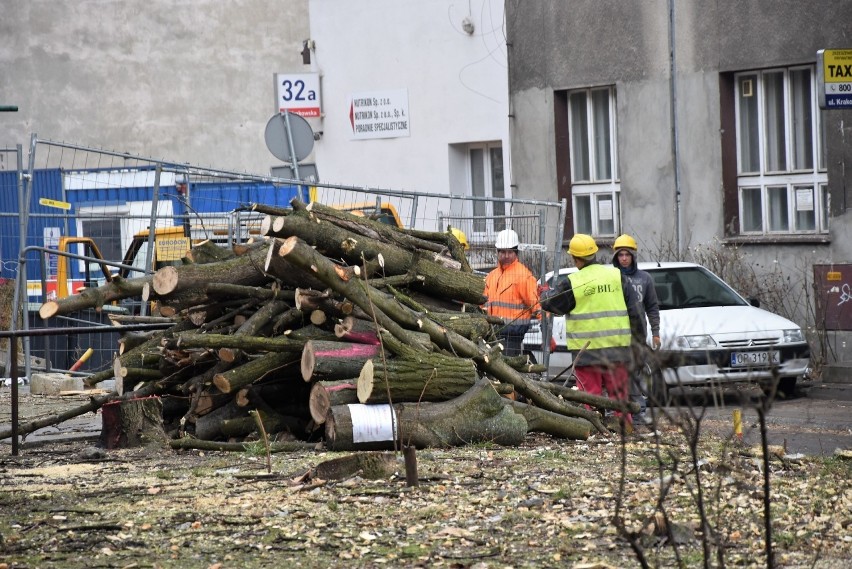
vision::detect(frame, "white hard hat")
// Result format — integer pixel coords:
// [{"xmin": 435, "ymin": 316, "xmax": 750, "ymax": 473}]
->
[{"xmin": 494, "ymin": 229, "xmax": 519, "ymax": 249}]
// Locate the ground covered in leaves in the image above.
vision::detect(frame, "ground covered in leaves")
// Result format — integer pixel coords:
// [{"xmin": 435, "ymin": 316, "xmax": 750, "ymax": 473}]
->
[
  {"xmin": 1, "ymin": 392, "xmax": 851, "ymax": 568},
  {"xmin": 0, "ymin": 388, "xmax": 852, "ymax": 569}
]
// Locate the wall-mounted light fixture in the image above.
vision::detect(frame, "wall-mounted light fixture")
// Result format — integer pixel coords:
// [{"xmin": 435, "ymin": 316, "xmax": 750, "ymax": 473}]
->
[{"xmin": 301, "ymin": 40, "xmax": 315, "ymax": 65}]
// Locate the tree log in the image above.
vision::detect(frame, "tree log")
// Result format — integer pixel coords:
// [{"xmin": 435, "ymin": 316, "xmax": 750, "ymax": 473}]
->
[
  {"xmin": 311, "ymin": 452, "xmax": 401, "ymax": 480},
  {"xmin": 152, "ymin": 241, "xmax": 271, "ymax": 297},
  {"xmin": 212, "ymin": 351, "xmax": 302, "ymax": 393},
  {"xmin": 536, "ymin": 381, "xmax": 640, "ymax": 415},
  {"xmin": 39, "ymin": 274, "xmax": 152, "ymax": 319},
  {"xmin": 164, "ymin": 332, "xmax": 304, "ymax": 354},
  {"xmin": 185, "ymin": 239, "xmax": 236, "ymax": 264},
  {"xmin": 219, "ymin": 410, "xmax": 308, "ymax": 440},
  {"xmin": 300, "ymin": 340, "xmax": 383, "ymax": 382},
  {"xmin": 356, "ymin": 354, "xmax": 478, "ymax": 404},
  {"xmin": 507, "ymin": 400, "xmax": 592, "ymax": 440},
  {"xmin": 308, "ymin": 380, "xmax": 359, "ymax": 424},
  {"xmin": 296, "ymin": 200, "xmax": 454, "ymax": 261},
  {"xmin": 325, "ymin": 379, "xmax": 528, "ymax": 451},
  {"xmin": 194, "ymin": 399, "xmax": 248, "ymax": 440},
  {"xmin": 267, "ymin": 210, "xmax": 485, "ymax": 304},
  {"xmin": 334, "ymin": 316, "xmax": 380, "ymax": 345}
]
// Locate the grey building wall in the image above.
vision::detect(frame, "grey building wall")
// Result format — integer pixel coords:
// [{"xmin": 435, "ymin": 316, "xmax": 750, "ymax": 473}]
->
[
  {"xmin": 507, "ymin": 0, "xmax": 852, "ymax": 363},
  {"xmin": 0, "ymin": 0, "xmax": 309, "ymax": 174}
]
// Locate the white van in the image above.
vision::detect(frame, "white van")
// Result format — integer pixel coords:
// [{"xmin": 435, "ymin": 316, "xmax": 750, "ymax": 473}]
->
[{"xmin": 524, "ymin": 262, "xmax": 811, "ymax": 401}]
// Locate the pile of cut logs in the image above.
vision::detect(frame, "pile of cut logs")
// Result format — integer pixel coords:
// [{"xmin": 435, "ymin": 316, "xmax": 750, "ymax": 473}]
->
[{"xmin": 37, "ymin": 199, "xmax": 635, "ymax": 450}]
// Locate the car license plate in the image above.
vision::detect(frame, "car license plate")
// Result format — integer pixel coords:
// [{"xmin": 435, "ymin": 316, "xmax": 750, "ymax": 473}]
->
[{"xmin": 730, "ymin": 350, "xmax": 780, "ymax": 367}]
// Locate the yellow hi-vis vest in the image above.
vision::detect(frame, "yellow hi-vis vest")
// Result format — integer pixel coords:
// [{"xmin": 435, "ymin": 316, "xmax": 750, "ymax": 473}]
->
[{"xmin": 566, "ymin": 264, "xmax": 632, "ymax": 354}]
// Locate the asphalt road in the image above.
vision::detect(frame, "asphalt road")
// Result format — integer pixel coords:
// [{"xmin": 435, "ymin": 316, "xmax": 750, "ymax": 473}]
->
[{"xmin": 656, "ymin": 382, "xmax": 852, "ymax": 457}]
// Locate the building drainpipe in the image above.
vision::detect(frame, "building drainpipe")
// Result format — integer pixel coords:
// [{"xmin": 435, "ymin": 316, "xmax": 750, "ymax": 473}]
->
[{"xmin": 669, "ymin": 0, "xmax": 683, "ymax": 256}]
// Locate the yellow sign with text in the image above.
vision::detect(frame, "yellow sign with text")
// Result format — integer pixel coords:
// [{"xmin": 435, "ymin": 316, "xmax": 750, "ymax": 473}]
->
[
  {"xmin": 155, "ymin": 237, "xmax": 191, "ymax": 261},
  {"xmin": 819, "ymin": 49, "xmax": 852, "ymax": 109},
  {"xmin": 39, "ymin": 197, "xmax": 72, "ymax": 210}
]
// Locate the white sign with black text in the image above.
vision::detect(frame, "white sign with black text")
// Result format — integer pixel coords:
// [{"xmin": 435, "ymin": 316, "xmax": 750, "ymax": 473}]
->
[{"xmin": 348, "ymin": 89, "xmax": 410, "ymax": 140}]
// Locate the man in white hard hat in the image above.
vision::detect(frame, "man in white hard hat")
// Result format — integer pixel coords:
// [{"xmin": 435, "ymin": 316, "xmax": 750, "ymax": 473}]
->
[{"xmin": 483, "ymin": 229, "xmax": 540, "ymax": 358}]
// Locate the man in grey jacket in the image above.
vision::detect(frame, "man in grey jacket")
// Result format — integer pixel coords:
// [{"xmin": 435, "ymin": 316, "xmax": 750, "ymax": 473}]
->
[{"xmin": 611, "ymin": 234, "xmax": 660, "ymax": 424}]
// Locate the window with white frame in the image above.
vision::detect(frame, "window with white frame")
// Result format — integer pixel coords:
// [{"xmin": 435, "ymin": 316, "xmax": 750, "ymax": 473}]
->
[
  {"xmin": 735, "ymin": 66, "xmax": 828, "ymax": 235},
  {"xmin": 468, "ymin": 142, "xmax": 505, "ymax": 234},
  {"xmin": 568, "ymin": 86, "xmax": 620, "ymax": 237}
]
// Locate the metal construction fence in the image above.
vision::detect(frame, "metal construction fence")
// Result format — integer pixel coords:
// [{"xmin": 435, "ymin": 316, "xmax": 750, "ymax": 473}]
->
[{"xmin": 2, "ymin": 136, "xmax": 567, "ymax": 380}]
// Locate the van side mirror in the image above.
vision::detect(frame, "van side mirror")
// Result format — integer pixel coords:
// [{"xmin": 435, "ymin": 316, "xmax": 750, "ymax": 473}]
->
[{"xmin": 747, "ymin": 297, "xmax": 760, "ymax": 308}]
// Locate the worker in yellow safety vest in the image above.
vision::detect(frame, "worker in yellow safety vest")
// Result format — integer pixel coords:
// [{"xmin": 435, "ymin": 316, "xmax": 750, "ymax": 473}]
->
[
  {"xmin": 483, "ymin": 229, "xmax": 540, "ymax": 357},
  {"xmin": 539, "ymin": 233, "xmax": 641, "ymax": 428}
]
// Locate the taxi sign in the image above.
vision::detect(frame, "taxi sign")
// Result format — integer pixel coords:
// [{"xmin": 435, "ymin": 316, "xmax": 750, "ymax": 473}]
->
[
  {"xmin": 39, "ymin": 197, "xmax": 72, "ymax": 210},
  {"xmin": 817, "ymin": 49, "xmax": 852, "ymax": 109}
]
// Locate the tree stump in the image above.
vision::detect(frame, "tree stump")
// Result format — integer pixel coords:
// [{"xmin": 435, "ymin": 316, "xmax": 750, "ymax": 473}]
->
[{"xmin": 99, "ymin": 396, "xmax": 168, "ymax": 449}]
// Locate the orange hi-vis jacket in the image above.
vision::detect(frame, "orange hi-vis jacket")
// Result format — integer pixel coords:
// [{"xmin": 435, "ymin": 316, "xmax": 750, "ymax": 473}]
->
[{"xmin": 483, "ymin": 258, "xmax": 541, "ymax": 323}]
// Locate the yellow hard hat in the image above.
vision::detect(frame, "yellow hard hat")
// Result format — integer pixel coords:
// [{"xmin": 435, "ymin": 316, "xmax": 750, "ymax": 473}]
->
[
  {"xmin": 568, "ymin": 233, "xmax": 599, "ymax": 258},
  {"xmin": 449, "ymin": 227, "xmax": 469, "ymax": 250},
  {"xmin": 613, "ymin": 234, "xmax": 638, "ymax": 251}
]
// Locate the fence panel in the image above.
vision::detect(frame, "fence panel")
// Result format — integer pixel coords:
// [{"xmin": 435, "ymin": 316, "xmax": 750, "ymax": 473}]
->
[{"xmin": 6, "ymin": 137, "xmax": 567, "ymax": 379}]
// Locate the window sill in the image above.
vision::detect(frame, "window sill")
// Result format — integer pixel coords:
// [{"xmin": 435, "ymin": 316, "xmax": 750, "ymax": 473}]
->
[{"xmin": 723, "ymin": 234, "xmax": 831, "ymax": 245}]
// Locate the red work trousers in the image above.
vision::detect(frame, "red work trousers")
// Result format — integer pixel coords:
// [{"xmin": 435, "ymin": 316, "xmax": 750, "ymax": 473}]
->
[{"xmin": 574, "ymin": 363, "xmax": 632, "ymax": 423}]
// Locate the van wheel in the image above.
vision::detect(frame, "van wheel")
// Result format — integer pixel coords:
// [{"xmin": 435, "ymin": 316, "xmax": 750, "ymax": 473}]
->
[{"xmin": 645, "ymin": 367, "xmax": 669, "ymax": 407}]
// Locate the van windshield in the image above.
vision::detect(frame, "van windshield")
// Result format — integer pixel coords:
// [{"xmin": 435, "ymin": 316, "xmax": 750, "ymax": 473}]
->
[{"xmin": 647, "ymin": 266, "xmax": 748, "ymax": 310}]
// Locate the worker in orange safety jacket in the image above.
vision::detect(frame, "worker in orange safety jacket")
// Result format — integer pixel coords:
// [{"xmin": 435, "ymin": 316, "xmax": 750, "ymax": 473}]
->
[{"xmin": 483, "ymin": 229, "xmax": 540, "ymax": 357}]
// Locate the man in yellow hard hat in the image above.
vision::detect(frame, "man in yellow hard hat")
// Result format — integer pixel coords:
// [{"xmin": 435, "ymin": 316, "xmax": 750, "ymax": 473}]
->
[
  {"xmin": 449, "ymin": 227, "xmax": 470, "ymax": 251},
  {"xmin": 612, "ymin": 233, "xmax": 660, "ymax": 425},
  {"xmin": 483, "ymin": 228, "xmax": 540, "ymax": 358},
  {"xmin": 539, "ymin": 233, "xmax": 640, "ymax": 429}
]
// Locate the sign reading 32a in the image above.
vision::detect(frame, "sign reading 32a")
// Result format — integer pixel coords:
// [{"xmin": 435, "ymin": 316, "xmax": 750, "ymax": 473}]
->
[{"xmin": 274, "ymin": 73, "xmax": 321, "ymax": 118}]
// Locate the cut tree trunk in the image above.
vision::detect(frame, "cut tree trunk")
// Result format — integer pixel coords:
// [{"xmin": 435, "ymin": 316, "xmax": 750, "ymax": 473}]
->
[
  {"xmin": 152, "ymin": 241, "xmax": 271, "ymax": 297},
  {"xmin": 507, "ymin": 400, "xmax": 592, "ymax": 440},
  {"xmin": 309, "ymin": 380, "xmax": 359, "ymax": 425},
  {"xmin": 99, "ymin": 396, "xmax": 168, "ymax": 449},
  {"xmin": 334, "ymin": 316, "xmax": 380, "ymax": 345},
  {"xmin": 356, "ymin": 355, "xmax": 478, "ymax": 404},
  {"xmin": 324, "ymin": 378, "xmax": 528, "ymax": 451},
  {"xmin": 194, "ymin": 399, "xmax": 248, "ymax": 440},
  {"xmin": 219, "ymin": 410, "xmax": 307, "ymax": 439},
  {"xmin": 39, "ymin": 275, "xmax": 152, "ymax": 319},
  {"xmin": 266, "ymin": 211, "xmax": 485, "ymax": 305},
  {"xmin": 300, "ymin": 340, "xmax": 382, "ymax": 382},
  {"xmin": 275, "ymin": 237, "xmax": 435, "ymax": 351},
  {"xmin": 311, "ymin": 452, "xmax": 401, "ymax": 480},
  {"xmin": 163, "ymin": 331, "xmax": 304, "ymax": 354},
  {"xmin": 212, "ymin": 350, "xmax": 302, "ymax": 393}
]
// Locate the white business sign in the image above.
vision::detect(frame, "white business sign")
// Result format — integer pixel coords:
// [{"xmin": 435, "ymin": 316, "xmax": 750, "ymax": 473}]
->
[
  {"xmin": 348, "ymin": 88, "xmax": 410, "ymax": 140},
  {"xmin": 275, "ymin": 73, "xmax": 321, "ymax": 118}
]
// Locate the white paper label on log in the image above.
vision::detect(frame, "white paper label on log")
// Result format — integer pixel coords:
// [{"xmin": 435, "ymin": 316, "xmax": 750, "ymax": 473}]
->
[{"xmin": 348, "ymin": 404, "xmax": 397, "ymax": 443}]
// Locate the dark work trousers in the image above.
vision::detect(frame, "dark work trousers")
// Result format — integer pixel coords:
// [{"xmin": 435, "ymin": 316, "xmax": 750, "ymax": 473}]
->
[
  {"xmin": 630, "ymin": 338, "xmax": 651, "ymax": 413},
  {"xmin": 499, "ymin": 324, "xmax": 530, "ymax": 358}
]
